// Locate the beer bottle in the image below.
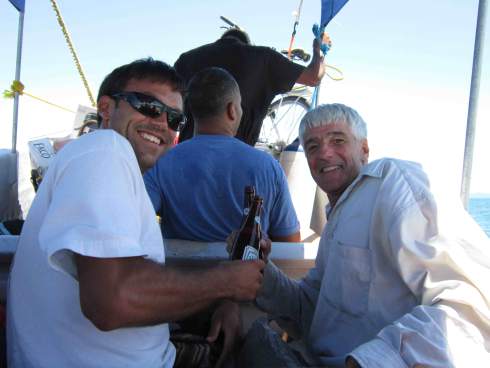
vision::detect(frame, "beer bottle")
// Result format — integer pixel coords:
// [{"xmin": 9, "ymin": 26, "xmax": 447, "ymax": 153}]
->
[
  {"xmin": 230, "ymin": 196, "xmax": 263, "ymax": 260},
  {"xmin": 255, "ymin": 199, "xmax": 264, "ymax": 260},
  {"xmin": 230, "ymin": 186, "xmax": 255, "ymax": 258},
  {"xmin": 239, "ymin": 185, "xmax": 255, "ymax": 227}
]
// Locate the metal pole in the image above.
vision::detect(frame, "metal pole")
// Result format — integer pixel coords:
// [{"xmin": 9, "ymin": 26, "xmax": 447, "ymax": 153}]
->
[
  {"xmin": 461, "ymin": 0, "xmax": 487, "ymax": 208},
  {"xmin": 11, "ymin": 10, "xmax": 25, "ymax": 153},
  {"xmin": 312, "ymin": 84, "xmax": 321, "ymax": 109},
  {"xmin": 287, "ymin": 0, "xmax": 304, "ymax": 58}
]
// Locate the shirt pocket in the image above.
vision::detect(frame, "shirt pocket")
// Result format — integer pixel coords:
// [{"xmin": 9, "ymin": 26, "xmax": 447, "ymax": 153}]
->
[{"xmin": 323, "ymin": 241, "xmax": 372, "ymax": 316}]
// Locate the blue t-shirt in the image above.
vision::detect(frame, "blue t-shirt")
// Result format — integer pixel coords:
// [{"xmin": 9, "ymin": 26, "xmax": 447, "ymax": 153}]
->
[{"xmin": 144, "ymin": 135, "xmax": 299, "ymax": 241}]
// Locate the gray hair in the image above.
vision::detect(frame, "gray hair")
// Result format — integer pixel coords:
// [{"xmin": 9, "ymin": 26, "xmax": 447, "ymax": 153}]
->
[{"xmin": 298, "ymin": 103, "xmax": 368, "ymax": 147}]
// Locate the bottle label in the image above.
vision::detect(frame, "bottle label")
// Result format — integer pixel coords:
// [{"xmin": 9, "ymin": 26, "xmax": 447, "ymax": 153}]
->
[{"xmin": 242, "ymin": 245, "xmax": 259, "ymax": 260}]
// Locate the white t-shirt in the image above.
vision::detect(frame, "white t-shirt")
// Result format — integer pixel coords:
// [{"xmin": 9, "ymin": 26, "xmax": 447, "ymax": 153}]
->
[{"xmin": 7, "ymin": 130, "xmax": 175, "ymax": 368}]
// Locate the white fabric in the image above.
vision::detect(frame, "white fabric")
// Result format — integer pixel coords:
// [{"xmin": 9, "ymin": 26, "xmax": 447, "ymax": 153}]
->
[
  {"xmin": 279, "ymin": 150, "xmax": 319, "ymax": 239},
  {"xmin": 257, "ymin": 158, "xmax": 490, "ymax": 367},
  {"xmin": 7, "ymin": 130, "xmax": 175, "ymax": 368}
]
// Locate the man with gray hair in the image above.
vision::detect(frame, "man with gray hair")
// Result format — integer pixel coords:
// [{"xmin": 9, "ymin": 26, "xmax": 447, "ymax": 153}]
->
[{"xmin": 250, "ymin": 103, "xmax": 490, "ymax": 367}]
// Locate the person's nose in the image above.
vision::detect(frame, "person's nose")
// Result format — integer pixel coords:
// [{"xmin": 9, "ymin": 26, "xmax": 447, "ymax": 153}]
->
[
  {"xmin": 149, "ymin": 112, "xmax": 169, "ymax": 131},
  {"xmin": 317, "ymin": 142, "xmax": 334, "ymax": 159}
]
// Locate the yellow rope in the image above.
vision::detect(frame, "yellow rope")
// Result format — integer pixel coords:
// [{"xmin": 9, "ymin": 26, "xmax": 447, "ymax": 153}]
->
[
  {"xmin": 3, "ymin": 80, "xmax": 76, "ymax": 113},
  {"xmin": 49, "ymin": 0, "xmax": 96, "ymax": 107},
  {"xmin": 21, "ymin": 91, "xmax": 76, "ymax": 113},
  {"xmin": 325, "ymin": 63, "xmax": 344, "ymax": 81}
]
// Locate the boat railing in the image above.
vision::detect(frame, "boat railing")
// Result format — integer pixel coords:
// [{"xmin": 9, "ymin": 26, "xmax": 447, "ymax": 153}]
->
[{"xmin": 0, "ymin": 236, "xmax": 318, "ymax": 304}]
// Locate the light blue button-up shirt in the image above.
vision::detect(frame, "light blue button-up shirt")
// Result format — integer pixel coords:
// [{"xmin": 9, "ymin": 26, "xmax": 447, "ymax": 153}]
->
[{"xmin": 257, "ymin": 158, "xmax": 490, "ymax": 367}]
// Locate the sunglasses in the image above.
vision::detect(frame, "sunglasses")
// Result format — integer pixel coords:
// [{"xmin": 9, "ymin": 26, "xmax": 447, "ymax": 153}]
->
[{"xmin": 111, "ymin": 91, "xmax": 186, "ymax": 132}]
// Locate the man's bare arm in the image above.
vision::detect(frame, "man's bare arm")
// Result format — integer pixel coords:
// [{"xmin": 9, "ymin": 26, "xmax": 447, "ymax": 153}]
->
[
  {"xmin": 296, "ymin": 38, "xmax": 325, "ymax": 86},
  {"xmin": 76, "ymin": 255, "xmax": 264, "ymax": 331}
]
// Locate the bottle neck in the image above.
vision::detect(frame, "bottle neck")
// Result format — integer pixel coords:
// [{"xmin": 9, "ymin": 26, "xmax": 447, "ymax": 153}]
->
[{"xmin": 245, "ymin": 200, "xmax": 262, "ymax": 227}]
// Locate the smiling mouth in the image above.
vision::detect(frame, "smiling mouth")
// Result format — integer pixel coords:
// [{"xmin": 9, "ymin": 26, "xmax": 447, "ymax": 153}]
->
[
  {"xmin": 139, "ymin": 131, "xmax": 162, "ymax": 145},
  {"xmin": 319, "ymin": 165, "xmax": 341, "ymax": 173}
]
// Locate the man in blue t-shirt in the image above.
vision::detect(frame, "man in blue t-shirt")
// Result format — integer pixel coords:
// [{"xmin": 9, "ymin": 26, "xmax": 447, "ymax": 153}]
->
[{"xmin": 145, "ymin": 67, "xmax": 301, "ymax": 243}]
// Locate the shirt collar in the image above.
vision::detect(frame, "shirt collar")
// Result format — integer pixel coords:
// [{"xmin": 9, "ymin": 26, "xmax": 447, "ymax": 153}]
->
[{"xmin": 325, "ymin": 159, "xmax": 384, "ymax": 217}]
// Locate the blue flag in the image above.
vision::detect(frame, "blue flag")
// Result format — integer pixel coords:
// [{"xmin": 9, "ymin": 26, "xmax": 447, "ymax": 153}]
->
[
  {"xmin": 8, "ymin": 0, "xmax": 25, "ymax": 12},
  {"xmin": 320, "ymin": 0, "xmax": 348, "ymax": 27}
]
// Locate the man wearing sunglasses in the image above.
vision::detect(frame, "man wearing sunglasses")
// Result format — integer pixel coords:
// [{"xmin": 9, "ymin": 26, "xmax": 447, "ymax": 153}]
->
[{"xmin": 8, "ymin": 58, "xmax": 265, "ymax": 368}]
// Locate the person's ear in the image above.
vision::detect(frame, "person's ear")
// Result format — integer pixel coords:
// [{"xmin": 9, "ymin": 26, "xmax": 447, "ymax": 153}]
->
[
  {"xmin": 97, "ymin": 96, "xmax": 114, "ymax": 129},
  {"xmin": 227, "ymin": 101, "xmax": 237, "ymax": 121},
  {"xmin": 361, "ymin": 139, "xmax": 369, "ymax": 164}
]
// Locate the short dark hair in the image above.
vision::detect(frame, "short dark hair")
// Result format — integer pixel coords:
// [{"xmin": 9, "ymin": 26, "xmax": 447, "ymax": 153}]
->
[
  {"xmin": 97, "ymin": 58, "xmax": 184, "ymax": 123},
  {"xmin": 220, "ymin": 28, "xmax": 251, "ymax": 45},
  {"xmin": 186, "ymin": 67, "xmax": 240, "ymax": 121}
]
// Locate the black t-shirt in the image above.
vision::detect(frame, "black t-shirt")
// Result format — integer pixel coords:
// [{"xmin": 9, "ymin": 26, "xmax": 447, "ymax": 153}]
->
[{"xmin": 174, "ymin": 38, "xmax": 304, "ymax": 146}]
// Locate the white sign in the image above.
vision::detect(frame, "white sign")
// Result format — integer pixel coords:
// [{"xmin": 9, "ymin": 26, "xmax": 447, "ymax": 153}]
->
[{"xmin": 28, "ymin": 138, "xmax": 56, "ymax": 178}]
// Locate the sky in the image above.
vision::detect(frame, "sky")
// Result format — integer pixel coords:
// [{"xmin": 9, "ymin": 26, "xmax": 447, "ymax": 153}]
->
[{"xmin": 1, "ymin": 0, "xmax": 489, "ymax": 203}]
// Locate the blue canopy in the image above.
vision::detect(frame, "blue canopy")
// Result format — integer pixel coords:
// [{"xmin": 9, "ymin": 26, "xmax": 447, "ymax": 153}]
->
[
  {"xmin": 320, "ymin": 0, "xmax": 348, "ymax": 27},
  {"xmin": 8, "ymin": 0, "xmax": 25, "ymax": 12}
]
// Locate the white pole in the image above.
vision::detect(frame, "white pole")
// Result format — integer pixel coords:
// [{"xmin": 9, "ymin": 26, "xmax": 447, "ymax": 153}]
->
[
  {"xmin": 11, "ymin": 10, "xmax": 25, "ymax": 153},
  {"xmin": 460, "ymin": 0, "xmax": 487, "ymax": 208}
]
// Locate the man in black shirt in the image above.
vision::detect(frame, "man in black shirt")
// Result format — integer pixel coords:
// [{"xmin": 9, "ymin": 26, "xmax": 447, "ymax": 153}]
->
[{"xmin": 174, "ymin": 29, "xmax": 326, "ymax": 146}]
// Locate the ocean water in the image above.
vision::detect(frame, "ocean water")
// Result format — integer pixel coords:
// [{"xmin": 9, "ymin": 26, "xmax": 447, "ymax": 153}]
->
[{"xmin": 468, "ymin": 197, "xmax": 490, "ymax": 237}]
